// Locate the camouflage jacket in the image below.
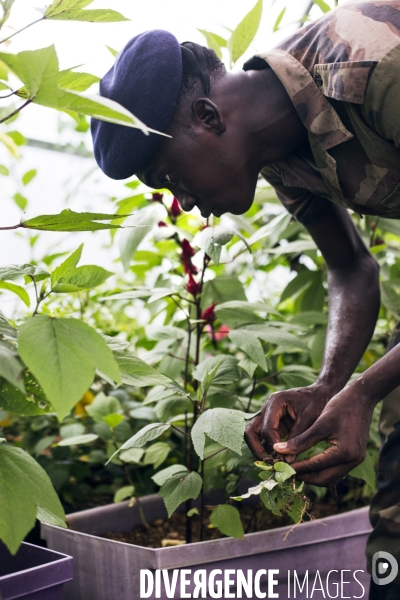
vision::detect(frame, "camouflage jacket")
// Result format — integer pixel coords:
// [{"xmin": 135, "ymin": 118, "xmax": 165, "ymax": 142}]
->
[{"xmin": 244, "ymin": 0, "xmax": 400, "ymax": 226}]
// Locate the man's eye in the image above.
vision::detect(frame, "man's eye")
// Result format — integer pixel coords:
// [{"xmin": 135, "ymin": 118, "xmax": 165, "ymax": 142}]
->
[{"xmin": 161, "ymin": 174, "xmax": 172, "ymax": 184}]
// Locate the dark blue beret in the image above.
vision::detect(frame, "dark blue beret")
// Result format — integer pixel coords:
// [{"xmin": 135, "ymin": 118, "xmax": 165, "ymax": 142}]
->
[{"xmin": 91, "ymin": 30, "xmax": 182, "ymax": 180}]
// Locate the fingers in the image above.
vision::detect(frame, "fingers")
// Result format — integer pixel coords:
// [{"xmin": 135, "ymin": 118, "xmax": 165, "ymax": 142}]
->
[
  {"xmin": 273, "ymin": 423, "xmax": 326, "ymax": 458},
  {"xmin": 244, "ymin": 415, "xmax": 268, "ymax": 461},
  {"xmin": 260, "ymin": 397, "xmax": 287, "ymax": 454},
  {"xmin": 296, "ymin": 462, "xmax": 357, "ymax": 487}
]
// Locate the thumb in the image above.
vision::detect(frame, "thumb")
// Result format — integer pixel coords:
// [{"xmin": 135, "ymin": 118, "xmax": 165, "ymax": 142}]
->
[{"xmin": 273, "ymin": 426, "xmax": 325, "ymax": 457}]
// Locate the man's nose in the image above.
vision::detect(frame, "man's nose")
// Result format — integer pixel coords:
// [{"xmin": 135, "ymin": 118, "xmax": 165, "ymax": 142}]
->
[{"xmin": 177, "ymin": 193, "xmax": 197, "ymax": 212}]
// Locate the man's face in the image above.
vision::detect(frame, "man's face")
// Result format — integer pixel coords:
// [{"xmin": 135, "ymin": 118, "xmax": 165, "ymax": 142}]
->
[{"xmin": 138, "ymin": 113, "xmax": 260, "ymax": 218}]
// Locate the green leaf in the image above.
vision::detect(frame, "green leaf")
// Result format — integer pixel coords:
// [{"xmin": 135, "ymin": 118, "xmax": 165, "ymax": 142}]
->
[
  {"xmin": 193, "ymin": 225, "xmax": 234, "ymax": 265},
  {"xmin": 52, "ymin": 265, "xmax": 113, "ymax": 292},
  {"xmin": 274, "ymin": 461, "xmax": 296, "ymax": 482},
  {"xmin": 151, "ymin": 464, "xmax": 188, "ymax": 486},
  {"xmin": 106, "ymin": 45, "xmax": 118, "ymax": 57},
  {"xmin": 144, "ymin": 442, "xmax": 170, "ymax": 469},
  {"xmin": 381, "ymin": 281, "xmax": 400, "ymax": 318},
  {"xmin": 228, "ymin": 0, "xmax": 263, "ymax": 64},
  {"xmin": 0, "ymin": 373, "xmax": 50, "ymax": 416},
  {"xmin": 0, "ymin": 263, "xmax": 49, "ymax": 284},
  {"xmin": 267, "ymin": 240, "xmax": 316, "ymax": 255},
  {"xmin": 0, "ymin": 340, "xmax": 25, "ymax": 392},
  {"xmin": 229, "ymin": 330, "xmax": 267, "ymax": 370},
  {"xmin": 191, "ymin": 408, "xmax": 248, "ymax": 459},
  {"xmin": 85, "ymin": 393, "xmax": 121, "ymax": 422},
  {"xmin": 349, "ymin": 450, "xmax": 376, "ymax": 489},
  {"xmin": 197, "ymin": 30, "xmax": 226, "ymax": 59},
  {"xmin": 51, "ymin": 244, "xmax": 83, "ymax": 288},
  {"xmin": 0, "ymin": 164, "xmax": 10, "ymax": 176},
  {"xmin": 244, "ymin": 325, "xmax": 310, "ymax": 352},
  {"xmin": 231, "ymin": 477, "xmax": 278, "ymax": 501},
  {"xmin": 201, "ymin": 275, "xmax": 246, "ymax": 309},
  {"xmin": 313, "ymin": 0, "xmax": 331, "ymax": 13},
  {"xmin": 0, "ymin": 445, "xmax": 65, "ymax": 554},
  {"xmin": 119, "ymin": 447, "xmax": 144, "ymax": 464},
  {"xmin": 0, "ymin": 281, "xmax": 30, "ymax": 307},
  {"xmin": 60, "ymin": 423, "xmax": 85, "ymax": 438},
  {"xmin": 119, "ymin": 207, "xmax": 163, "ymax": 271},
  {"xmin": 0, "ymin": 46, "xmax": 59, "ymax": 103},
  {"xmin": 107, "ymin": 422, "xmax": 171, "ymax": 464},
  {"xmin": 0, "ymin": 310, "xmax": 17, "ymax": 339},
  {"xmin": 44, "ymin": 0, "xmax": 129, "ymax": 22},
  {"xmin": 287, "ymin": 494, "xmax": 308, "ymax": 524},
  {"xmin": 114, "ymin": 350, "xmax": 177, "ymax": 388},
  {"xmin": 114, "ymin": 485, "xmax": 135, "ymax": 503},
  {"xmin": 58, "ymin": 433, "xmax": 98, "ymax": 446},
  {"xmin": 59, "ymin": 69, "xmax": 100, "ymax": 92},
  {"xmin": 159, "ymin": 471, "xmax": 202, "ymax": 517},
  {"xmin": 215, "ymin": 301, "xmax": 276, "ymax": 328},
  {"xmin": 13, "ymin": 192, "xmax": 27, "ymax": 210},
  {"xmin": 273, "ymin": 7, "xmax": 286, "ymax": 32},
  {"xmin": 18, "ymin": 316, "xmax": 121, "ymax": 421},
  {"xmin": 210, "ymin": 504, "xmax": 244, "ymax": 539},
  {"xmin": 193, "ymin": 355, "xmax": 240, "ymax": 388},
  {"xmin": 22, "ymin": 209, "xmax": 128, "ymax": 232},
  {"xmin": 22, "ymin": 169, "xmax": 37, "ymax": 185}
]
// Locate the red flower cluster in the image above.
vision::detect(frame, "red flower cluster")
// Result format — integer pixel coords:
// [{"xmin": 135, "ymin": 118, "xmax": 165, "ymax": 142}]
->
[
  {"xmin": 181, "ymin": 239, "xmax": 198, "ymax": 275},
  {"xmin": 186, "ymin": 273, "xmax": 201, "ymax": 296},
  {"xmin": 170, "ymin": 197, "xmax": 182, "ymax": 218}
]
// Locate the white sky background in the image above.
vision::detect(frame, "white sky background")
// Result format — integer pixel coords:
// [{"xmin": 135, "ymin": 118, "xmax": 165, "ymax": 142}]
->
[{"xmin": 0, "ymin": 0, "xmax": 339, "ymax": 315}]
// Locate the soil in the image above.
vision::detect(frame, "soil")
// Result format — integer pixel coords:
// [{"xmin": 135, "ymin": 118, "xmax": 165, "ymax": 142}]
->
[{"xmin": 100, "ymin": 497, "xmax": 369, "ymax": 549}]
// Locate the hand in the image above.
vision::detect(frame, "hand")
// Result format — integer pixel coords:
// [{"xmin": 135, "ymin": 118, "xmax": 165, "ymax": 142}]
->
[
  {"xmin": 245, "ymin": 383, "xmax": 333, "ymax": 463},
  {"xmin": 273, "ymin": 383, "xmax": 375, "ymax": 486}
]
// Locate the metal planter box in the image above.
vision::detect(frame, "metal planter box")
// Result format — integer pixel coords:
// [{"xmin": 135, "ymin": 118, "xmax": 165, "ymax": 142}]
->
[
  {"xmin": 42, "ymin": 495, "xmax": 372, "ymax": 599},
  {"xmin": 0, "ymin": 541, "xmax": 73, "ymax": 600}
]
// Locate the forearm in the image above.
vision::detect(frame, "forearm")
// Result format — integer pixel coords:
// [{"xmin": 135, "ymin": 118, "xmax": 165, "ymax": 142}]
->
[{"xmin": 316, "ymin": 254, "xmax": 380, "ymax": 395}]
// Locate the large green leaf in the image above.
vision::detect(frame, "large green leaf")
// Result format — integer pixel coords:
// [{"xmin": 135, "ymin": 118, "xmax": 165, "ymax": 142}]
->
[
  {"xmin": 228, "ymin": 0, "xmax": 263, "ymax": 64},
  {"xmin": 151, "ymin": 464, "xmax": 188, "ymax": 486},
  {"xmin": 201, "ymin": 275, "xmax": 246, "ymax": 309},
  {"xmin": 0, "ymin": 445, "xmax": 65, "ymax": 554},
  {"xmin": 159, "ymin": 471, "xmax": 202, "ymax": 517},
  {"xmin": 191, "ymin": 408, "xmax": 249, "ymax": 459},
  {"xmin": 22, "ymin": 209, "xmax": 127, "ymax": 232},
  {"xmin": 243, "ymin": 325, "xmax": 310, "ymax": 352},
  {"xmin": 0, "ymin": 340, "xmax": 24, "ymax": 392},
  {"xmin": 53, "ymin": 265, "xmax": 113, "ymax": 292},
  {"xmin": 0, "ymin": 46, "xmax": 59, "ymax": 104},
  {"xmin": 18, "ymin": 316, "xmax": 121, "ymax": 420},
  {"xmin": 193, "ymin": 355, "xmax": 240, "ymax": 388},
  {"xmin": 119, "ymin": 207, "xmax": 163, "ymax": 271},
  {"xmin": 193, "ymin": 226, "xmax": 250, "ymax": 265},
  {"xmin": 0, "ymin": 263, "xmax": 49, "ymax": 283},
  {"xmin": 44, "ymin": 0, "xmax": 129, "ymax": 22},
  {"xmin": 0, "ymin": 310, "xmax": 17, "ymax": 340},
  {"xmin": 210, "ymin": 505, "xmax": 244, "ymax": 539},
  {"xmin": 107, "ymin": 422, "xmax": 171, "ymax": 464}
]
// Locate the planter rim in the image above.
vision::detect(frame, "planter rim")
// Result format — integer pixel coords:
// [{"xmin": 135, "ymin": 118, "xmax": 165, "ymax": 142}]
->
[
  {"xmin": 0, "ymin": 542, "xmax": 73, "ymax": 600},
  {"xmin": 43, "ymin": 500, "xmax": 372, "ymax": 570}
]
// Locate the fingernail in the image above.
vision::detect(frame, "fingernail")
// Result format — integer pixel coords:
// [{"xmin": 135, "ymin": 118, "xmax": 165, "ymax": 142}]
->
[{"xmin": 274, "ymin": 442, "xmax": 287, "ymax": 450}]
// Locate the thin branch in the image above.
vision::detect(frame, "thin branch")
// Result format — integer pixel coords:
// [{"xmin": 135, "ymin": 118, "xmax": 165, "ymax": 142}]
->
[
  {"xmin": 204, "ymin": 447, "xmax": 228, "ymax": 461},
  {"xmin": 0, "ymin": 17, "xmax": 44, "ymax": 44},
  {"xmin": 0, "ymin": 98, "xmax": 32, "ymax": 124},
  {"xmin": 170, "ymin": 424, "xmax": 190, "ymax": 438},
  {"xmin": 246, "ymin": 376, "xmax": 257, "ymax": 412},
  {"xmin": 0, "ymin": 223, "xmax": 21, "ymax": 230}
]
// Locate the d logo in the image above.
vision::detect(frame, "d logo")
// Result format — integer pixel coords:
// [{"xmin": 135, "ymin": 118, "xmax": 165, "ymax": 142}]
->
[{"xmin": 372, "ymin": 551, "xmax": 399, "ymax": 586}]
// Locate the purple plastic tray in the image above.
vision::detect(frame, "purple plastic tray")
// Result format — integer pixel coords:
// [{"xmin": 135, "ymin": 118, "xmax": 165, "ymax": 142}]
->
[{"xmin": 0, "ymin": 541, "xmax": 73, "ymax": 600}]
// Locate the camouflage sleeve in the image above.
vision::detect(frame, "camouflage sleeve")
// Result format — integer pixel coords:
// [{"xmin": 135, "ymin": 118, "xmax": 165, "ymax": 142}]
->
[
  {"xmin": 260, "ymin": 165, "xmax": 334, "ymax": 227},
  {"xmin": 363, "ymin": 45, "xmax": 400, "ymax": 148}
]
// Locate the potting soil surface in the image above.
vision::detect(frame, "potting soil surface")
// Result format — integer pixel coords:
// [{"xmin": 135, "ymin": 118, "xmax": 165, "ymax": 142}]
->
[{"xmin": 100, "ymin": 498, "xmax": 367, "ymax": 548}]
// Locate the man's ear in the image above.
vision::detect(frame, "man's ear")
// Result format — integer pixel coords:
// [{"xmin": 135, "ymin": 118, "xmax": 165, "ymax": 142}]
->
[{"xmin": 191, "ymin": 99, "xmax": 226, "ymax": 135}]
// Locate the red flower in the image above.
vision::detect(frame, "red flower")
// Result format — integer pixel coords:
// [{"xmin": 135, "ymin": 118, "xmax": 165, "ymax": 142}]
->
[
  {"xmin": 201, "ymin": 303, "xmax": 217, "ymax": 324},
  {"xmin": 170, "ymin": 197, "xmax": 182, "ymax": 217},
  {"xmin": 151, "ymin": 192, "xmax": 164, "ymax": 203},
  {"xmin": 158, "ymin": 221, "xmax": 168, "ymax": 227},
  {"xmin": 186, "ymin": 273, "xmax": 201, "ymax": 296},
  {"xmin": 181, "ymin": 239, "xmax": 195, "ymax": 259}
]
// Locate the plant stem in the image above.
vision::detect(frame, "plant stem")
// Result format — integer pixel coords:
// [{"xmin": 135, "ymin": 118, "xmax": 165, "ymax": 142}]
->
[
  {"xmin": 204, "ymin": 447, "xmax": 227, "ymax": 461},
  {"xmin": 0, "ymin": 223, "xmax": 21, "ymax": 230},
  {"xmin": 0, "ymin": 17, "xmax": 43, "ymax": 44},
  {"xmin": 200, "ymin": 459, "xmax": 204, "ymax": 541},
  {"xmin": 170, "ymin": 424, "xmax": 190, "ymax": 438},
  {"xmin": 0, "ymin": 98, "xmax": 32, "ymax": 124},
  {"xmin": 246, "ymin": 376, "xmax": 257, "ymax": 412}
]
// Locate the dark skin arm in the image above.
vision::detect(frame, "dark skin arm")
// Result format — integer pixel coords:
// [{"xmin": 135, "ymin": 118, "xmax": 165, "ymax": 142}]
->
[{"xmin": 245, "ymin": 204, "xmax": 382, "ymax": 484}]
